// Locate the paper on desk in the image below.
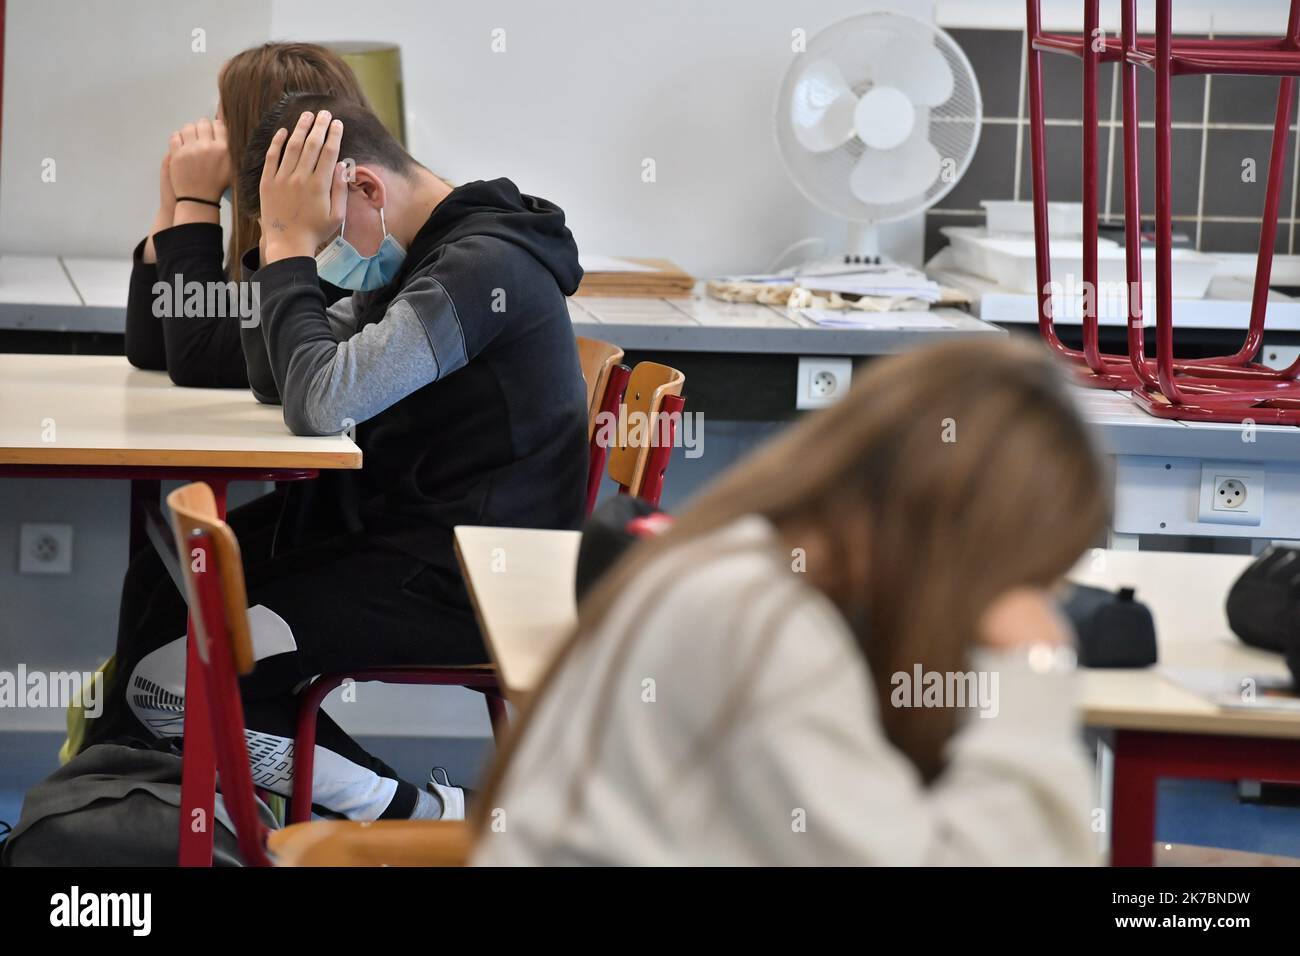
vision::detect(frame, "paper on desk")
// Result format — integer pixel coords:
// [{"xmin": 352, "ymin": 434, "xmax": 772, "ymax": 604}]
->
[
  {"xmin": 579, "ymin": 254, "xmax": 660, "ymax": 273},
  {"xmin": 1161, "ymin": 666, "xmax": 1300, "ymax": 712},
  {"xmin": 799, "ymin": 265, "xmax": 942, "ymax": 304},
  {"xmin": 800, "ymin": 308, "xmax": 957, "ymax": 331}
]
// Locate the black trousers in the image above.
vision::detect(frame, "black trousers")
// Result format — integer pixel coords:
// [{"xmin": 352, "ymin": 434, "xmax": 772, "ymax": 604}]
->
[{"xmin": 88, "ymin": 490, "xmax": 488, "ymax": 819}]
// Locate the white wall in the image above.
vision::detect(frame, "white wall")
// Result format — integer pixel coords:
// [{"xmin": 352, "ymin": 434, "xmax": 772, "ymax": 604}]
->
[
  {"xmin": 4, "ymin": 1, "xmax": 1296, "ymax": 262},
  {"xmin": 269, "ymin": 0, "xmax": 934, "ymax": 276},
  {"xmin": 0, "ymin": 0, "xmax": 271, "ymax": 257}
]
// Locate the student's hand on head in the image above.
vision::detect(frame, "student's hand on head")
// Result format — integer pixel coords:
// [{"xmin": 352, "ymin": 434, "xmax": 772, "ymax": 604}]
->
[
  {"xmin": 168, "ymin": 117, "xmax": 231, "ymax": 201},
  {"xmin": 167, "ymin": 117, "xmax": 231, "ymax": 227},
  {"xmin": 259, "ymin": 111, "xmax": 347, "ymax": 264},
  {"xmin": 977, "ymin": 587, "xmax": 1072, "ymax": 651}
]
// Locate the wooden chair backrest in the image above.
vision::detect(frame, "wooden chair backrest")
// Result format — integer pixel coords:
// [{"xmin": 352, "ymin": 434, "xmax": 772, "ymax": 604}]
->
[
  {"xmin": 606, "ymin": 361, "xmax": 685, "ymax": 495},
  {"xmin": 576, "ymin": 336, "xmax": 625, "ymax": 439},
  {"xmin": 167, "ymin": 482, "xmax": 254, "ymax": 675}
]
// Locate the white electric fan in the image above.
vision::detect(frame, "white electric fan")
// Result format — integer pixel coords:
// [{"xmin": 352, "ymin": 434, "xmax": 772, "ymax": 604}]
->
[{"xmin": 774, "ymin": 11, "xmax": 982, "ymax": 267}]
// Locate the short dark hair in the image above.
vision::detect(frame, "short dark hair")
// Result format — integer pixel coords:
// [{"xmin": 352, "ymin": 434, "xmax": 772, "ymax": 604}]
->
[{"xmin": 238, "ymin": 92, "xmax": 418, "ymax": 219}]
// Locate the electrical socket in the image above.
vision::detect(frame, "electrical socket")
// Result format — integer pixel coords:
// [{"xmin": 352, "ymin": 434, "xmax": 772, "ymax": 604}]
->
[
  {"xmin": 1197, "ymin": 463, "xmax": 1264, "ymax": 527},
  {"xmin": 796, "ymin": 357, "xmax": 853, "ymax": 410},
  {"xmin": 19, "ymin": 522, "xmax": 74, "ymax": 574}
]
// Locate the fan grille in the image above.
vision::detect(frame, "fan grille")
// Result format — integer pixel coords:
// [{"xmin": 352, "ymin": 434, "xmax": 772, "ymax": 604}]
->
[{"xmin": 774, "ymin": 12, "xmax": 982, "ymax": 224}]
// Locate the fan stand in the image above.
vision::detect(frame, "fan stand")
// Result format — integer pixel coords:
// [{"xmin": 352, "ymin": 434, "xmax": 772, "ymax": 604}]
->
[
  {"xmin": 792, "ymin": 221, "xmax": 906, "ymax": 277},
  {"xmin": 845, "ymin": 222, "xmax": 881, "ymax": 260}
]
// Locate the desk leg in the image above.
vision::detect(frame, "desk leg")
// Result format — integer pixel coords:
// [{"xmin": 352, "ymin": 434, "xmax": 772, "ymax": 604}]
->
[
  {"xmin": 128, "ymin": 478, "xmax": 161, "ymax": 560},
  {"xmin": 1108, "ymin": 730, "xmax": 1300, "ymax": 867},
  {"xmin": 1110, "ymin": 730, "xmax": 1158, "ymax": 866},
  {"xmin": 177, "ymin": 479, "xmax": 228, "ymax": 867}
]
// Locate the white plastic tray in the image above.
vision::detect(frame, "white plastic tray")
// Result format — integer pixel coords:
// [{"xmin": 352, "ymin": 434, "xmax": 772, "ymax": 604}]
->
[{"xmin": 942, "ymin": 226, "xmax": 1218, "ymax": 299}]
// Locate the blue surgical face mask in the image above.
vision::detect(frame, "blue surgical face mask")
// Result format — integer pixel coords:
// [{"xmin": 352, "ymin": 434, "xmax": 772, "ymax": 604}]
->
[{"xmin": 314, "ymin": 206, "xmax": 407, "ymax": 291}]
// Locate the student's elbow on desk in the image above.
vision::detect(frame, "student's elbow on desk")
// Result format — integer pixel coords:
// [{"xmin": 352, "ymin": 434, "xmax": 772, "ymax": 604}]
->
[
  {"xmin": 251, "ymin": 385, "xmax": 282, "ymax": 407},
  {"xmin": 281, "ymin": 394, "xmax": 346, "ymax": 437}
]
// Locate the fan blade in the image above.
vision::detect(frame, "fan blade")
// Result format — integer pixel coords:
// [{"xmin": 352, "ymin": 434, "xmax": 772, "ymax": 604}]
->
[
  {"xmin": 872, "ymin": 40, "xmax": 954, "ymax": 107},
  {"xmin": 790, "ymin": 59, "xmax": 858, "ymax": 153},
  {"xmin": 853, "ymin": 86, "xmax": 916, "ymax": 150},
  {"xmin": 849, "ymin": 133, "xmax": 942, "ymax": 206}
]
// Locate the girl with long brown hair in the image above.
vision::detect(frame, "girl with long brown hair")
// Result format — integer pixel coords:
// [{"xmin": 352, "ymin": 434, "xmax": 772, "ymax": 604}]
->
[
  {"xmin": 125, "ymin": 42, "xmax": 368, "ymax": 387},
  {"xmin": 474, "ymin": 337, "xmax": 1109, "ymax": 865}
]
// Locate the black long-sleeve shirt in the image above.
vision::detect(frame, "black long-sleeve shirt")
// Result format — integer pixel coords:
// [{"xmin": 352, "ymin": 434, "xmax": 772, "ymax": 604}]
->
[
  {"xmin": 124, "ymin": 223, "xmax": 248, "ymax": 387},
  {"xmin": 125, "ymin": 222, "xmax": 350, "ymax": 391}
]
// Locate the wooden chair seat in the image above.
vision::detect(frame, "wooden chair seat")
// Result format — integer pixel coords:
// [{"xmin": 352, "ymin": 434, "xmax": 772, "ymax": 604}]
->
[{"xmin": 268, "ymin": 819, "xmax": 472, "ymax": 867}]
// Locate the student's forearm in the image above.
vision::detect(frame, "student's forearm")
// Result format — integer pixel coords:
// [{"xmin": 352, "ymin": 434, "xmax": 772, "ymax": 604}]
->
[
  {"xmin": 141, "ymin": 207, "xmax": 174, "ymax": 265},
  {"xmin": 171, "ymin": 201, "xmax": 221, "ymax": 228},
  {"xmin": 125, "ymin": 238, "xmax": 167, "ymax": 371},
  {"xmin": 152, "ymin": 222, "xmax": 249, "ymax": 388},
  {"xmin": 255, "ymin": 257, "xmax": 439, "ymax": 436},
  {"xmin": 921, "ymin": 651, "xmax": 1096, "ymax": 865}
]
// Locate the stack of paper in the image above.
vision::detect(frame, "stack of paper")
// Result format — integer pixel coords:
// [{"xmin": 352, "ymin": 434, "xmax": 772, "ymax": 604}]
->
[
  {"xmin": 800, "ymin": 308, "xmax": 958, "ymax": 330},
  {"xmin": 576, "ymin": 255, "xmax": 694, "ymax": 298},
  {"xmin": 797, "ymin": 264, "xmax": 942, "ymax": 304}
]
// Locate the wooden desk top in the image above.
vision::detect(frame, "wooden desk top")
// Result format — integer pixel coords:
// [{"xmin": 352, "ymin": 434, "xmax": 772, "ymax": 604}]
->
[
  {"xmin": 0, "ymin": 354, "xmax": 361, "ymax": 469},
  {"xmin": 453, "ymin": 525, "xmax": 581, "ymax": 700},
  {"xmin": 1080, "ymin": 638, "xmax": 1300, "ymax": 739},
  {"xmin": 1071, "ymin": 548, "xmax": 1300, "ymax": 737},
  {"xmin": 456, "ymin": 531, "xmax": 1300, "ymax": 738}
]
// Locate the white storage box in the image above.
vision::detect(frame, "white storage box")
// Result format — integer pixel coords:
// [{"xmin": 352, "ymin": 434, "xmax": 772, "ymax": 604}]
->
[
  {"xmin": 981, "ymin": 200, "xmax": 1083, "ymax": 238},
  {"xmin": 942, "ymin": 226, "xmax": 1218, "ymax": 299}
]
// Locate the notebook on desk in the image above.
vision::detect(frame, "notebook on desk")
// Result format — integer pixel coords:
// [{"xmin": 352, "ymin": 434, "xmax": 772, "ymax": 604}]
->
[{"xmin": 576, "ymin": 256, "xmax": 694, "ymax": 298}]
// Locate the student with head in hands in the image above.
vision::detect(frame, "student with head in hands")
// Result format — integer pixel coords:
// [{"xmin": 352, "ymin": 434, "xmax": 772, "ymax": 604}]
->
[
  {"xmin": 74, "ymin": 45, "xmax": 373, "ymax": 771},
  {"xmin": 473, "ymin": 337, "xmax": 1108, "ymax": 865},
  {"xmin": 126, "ymin": 42, "xmax": 368, "ymax": 386},
  {"xmin": 90, "ymin": 97, "xmax": 587, "ymax": 824}
]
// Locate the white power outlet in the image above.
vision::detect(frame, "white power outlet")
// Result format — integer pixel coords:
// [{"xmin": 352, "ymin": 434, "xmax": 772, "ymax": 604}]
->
[
  {"xmin": 1262, "ymin": 343, "xmax": 1300, "ymax": 369},
  {"xmin": 1197, "ymin": 463, "xmax": 1264, "ymax": 526},
  {"xmin": 19, "ymin": 522, "xmax": 74, "ymax": 574},
  {"xmin": 796, "ymin": 357, "xmax": 853, "ymax": 410}
]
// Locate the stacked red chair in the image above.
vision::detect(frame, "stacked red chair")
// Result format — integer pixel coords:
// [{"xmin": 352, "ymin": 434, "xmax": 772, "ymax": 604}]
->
[{"xmin": 1027, "ymin": 0, "xmax": 1300, "ymax": 421}]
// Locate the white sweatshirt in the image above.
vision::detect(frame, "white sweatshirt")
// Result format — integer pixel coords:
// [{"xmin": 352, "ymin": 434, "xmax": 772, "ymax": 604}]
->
[{"xmin": 473, "ymin": 515, "xmax": 1098, "ymax": 866}]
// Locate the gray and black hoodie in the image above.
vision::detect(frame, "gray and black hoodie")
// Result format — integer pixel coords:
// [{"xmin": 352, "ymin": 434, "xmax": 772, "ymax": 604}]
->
[{"xmin": 245, "ymin": 178, "xmax": 589, "ymax": 568}]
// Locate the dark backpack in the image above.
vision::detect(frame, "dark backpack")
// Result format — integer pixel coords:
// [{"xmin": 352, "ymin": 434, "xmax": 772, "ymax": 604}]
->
[
  {"xmin": 575, "ymin": 496, "xmax": 673, "ymax": 602},
  {"xmin": 1, "ymin": 738, "xmax": 276, "ymax": 867}
]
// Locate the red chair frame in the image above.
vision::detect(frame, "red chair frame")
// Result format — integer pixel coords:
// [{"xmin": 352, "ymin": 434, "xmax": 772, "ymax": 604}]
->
[
  {"xmin": 621, "ymin": 392, "xmax": 685, "ymax": 507},
  {"xmin": 1026, "ymin": 0, "xmax": 1300, "ymax": 397},
  {"xmin": 188, "ymin": 528, "xmax": 276, "ymax": 865},
  {"xmin": 585, "ymin": 363, "xmax": 632, "ymax": 516},
  {"xmin": 1126, "ymin": 0, "xmax": 1300, "ymax": 422}
]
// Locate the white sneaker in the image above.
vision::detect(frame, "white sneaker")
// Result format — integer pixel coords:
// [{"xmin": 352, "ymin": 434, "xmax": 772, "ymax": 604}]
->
[{"xmin": 427, "ymin": 767, "xmax": 469, "ymax": 821}]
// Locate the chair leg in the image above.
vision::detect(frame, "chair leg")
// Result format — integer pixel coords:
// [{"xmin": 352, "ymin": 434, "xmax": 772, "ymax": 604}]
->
[
  {"xmin": 484, "ymin": 692, "xmax": 509, "ymax": 743},
  {"xmin": 290, "ymin": 675, "xmax": 346, "ymax": 824}
]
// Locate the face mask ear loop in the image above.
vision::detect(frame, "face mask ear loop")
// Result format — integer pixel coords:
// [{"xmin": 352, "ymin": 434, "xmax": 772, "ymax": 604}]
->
[{"xmin": 337, "ymin": 197, "xmax": 347, "ymax": 242}]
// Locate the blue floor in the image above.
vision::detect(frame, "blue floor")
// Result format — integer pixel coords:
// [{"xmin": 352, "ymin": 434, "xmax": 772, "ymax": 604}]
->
[
  {"xmin": 1157, "ymin": 778, "xmax": 1300, "ymax": 857},
  {"xmin": 3, "ymin": 731, "xmax": 1299, "ymax": 859}
]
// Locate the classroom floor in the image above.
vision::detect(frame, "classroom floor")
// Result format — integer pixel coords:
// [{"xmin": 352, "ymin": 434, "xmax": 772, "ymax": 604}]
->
[{"xmin": 2, "ymin": 731, "xmax": 1299, "ymax": 862}]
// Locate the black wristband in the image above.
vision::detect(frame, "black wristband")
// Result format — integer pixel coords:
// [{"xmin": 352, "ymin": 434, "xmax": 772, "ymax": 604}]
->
[{"xmin": 176, "ymin": 196, "xmax": 222, "ymax": 208}]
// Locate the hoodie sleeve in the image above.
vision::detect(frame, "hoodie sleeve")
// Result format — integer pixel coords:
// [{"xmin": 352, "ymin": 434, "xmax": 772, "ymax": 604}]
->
[
  {"xmin": 252, "ymin": 235, "xmax": 527, "ymax": 437},
  {"xmin": 240, "ymin": 246, "xmax": 364, "ymax": 407}
]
